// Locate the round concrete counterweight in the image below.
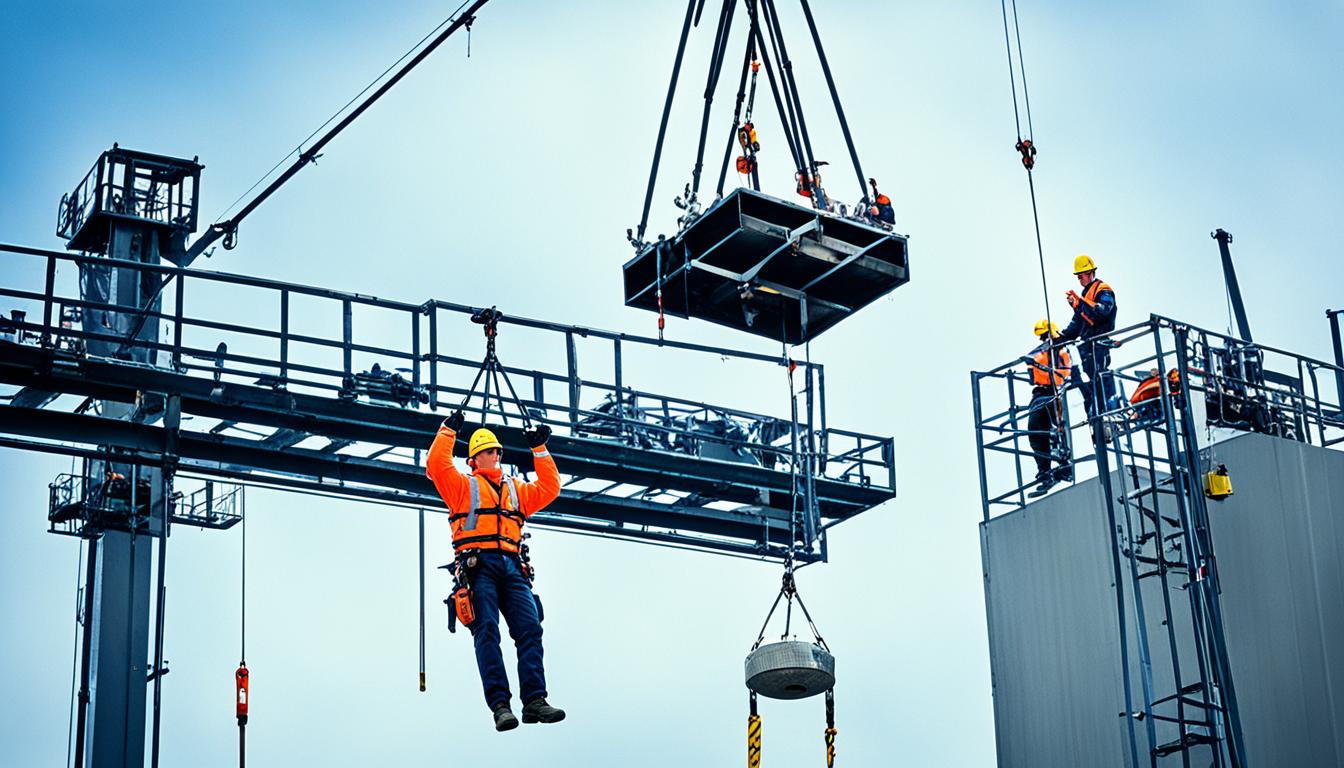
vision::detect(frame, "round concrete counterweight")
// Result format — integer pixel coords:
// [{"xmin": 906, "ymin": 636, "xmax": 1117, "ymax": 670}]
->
[{"xmin": 744, "ymin": 641, "xmax": 835, "ymax": 700}]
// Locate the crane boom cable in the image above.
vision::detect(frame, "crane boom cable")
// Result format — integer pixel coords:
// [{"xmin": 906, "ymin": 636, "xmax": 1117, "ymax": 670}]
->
[
  {"xmin": 110, "ymin": 0, "xmax": 489, "ymax": 360},
  {"xmin": 999, "ymin": 0, "xmax": 1053, "ymax": 340},
  {"xmin": 214, "ymin": 0, "xmax": 476, "ymax": 225},
  {"xmin": 188, "ymin": 0, "xmax": 490, "ymax": 263}
]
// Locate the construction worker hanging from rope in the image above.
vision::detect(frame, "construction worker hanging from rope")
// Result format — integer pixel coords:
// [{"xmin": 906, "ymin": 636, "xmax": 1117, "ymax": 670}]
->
[
  {"xmin": 1055, "ymin": 254, "xmax": 1118, "ymax": 424},
  {"xmin": 426, "ymin": 412, "xmax": 565, "ymax": 731},
  {"xmin": 1024, "ymin": 319, "xmax": 1073, "ymax": 497}
]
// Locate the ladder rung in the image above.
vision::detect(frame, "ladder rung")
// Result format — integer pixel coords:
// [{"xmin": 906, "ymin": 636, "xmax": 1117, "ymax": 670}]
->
[{"xmin": 1154, "ymin": 731, "xmax": 1217, "ymax": 757}]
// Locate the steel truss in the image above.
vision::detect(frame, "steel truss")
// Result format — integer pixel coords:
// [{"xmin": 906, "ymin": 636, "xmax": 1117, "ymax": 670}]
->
[{"xmin": 1, "ymin": 242, "xmax": 896, "ymax": 562}]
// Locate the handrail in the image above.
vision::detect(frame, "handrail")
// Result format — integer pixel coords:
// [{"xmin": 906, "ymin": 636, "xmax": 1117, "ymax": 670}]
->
[{"xmin": 971, "ymin": 314, "xmax": 1344, "ymax": 521}]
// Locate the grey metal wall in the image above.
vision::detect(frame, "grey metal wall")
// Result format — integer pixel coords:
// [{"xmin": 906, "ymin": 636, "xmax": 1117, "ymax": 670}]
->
[{"xmin": 981, "ymin": 432, "xmax": 1344, "ymax": 767}]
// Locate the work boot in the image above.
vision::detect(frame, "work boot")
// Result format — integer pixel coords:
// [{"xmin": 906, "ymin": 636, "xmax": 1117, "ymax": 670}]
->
[
  {"xmin": 1053, "ymin": 466, "xmax": 1074, "ymax": 483},
  {"xmin": 492, "ymin": 702, "xmax": 519, "ymax": 732},
  {"xmin": 1028, "ymin": 476, "xmax": 1056, "ymax": 498},
  {"xmin": 521, "ymin": 697, "xmax": 566, "ymax": 724}
]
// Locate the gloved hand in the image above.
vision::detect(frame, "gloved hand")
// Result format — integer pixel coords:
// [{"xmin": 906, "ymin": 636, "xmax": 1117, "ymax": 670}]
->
[
  {"xmin": 444, "ymin": 410, "xmax": 465, "ymax": 433},
  {"xmin": 1065, "ymin": 290, "xmax": 1080, "ymax": 309},
  {"xmin": 524, "ymin": 424, "xmax": 551, "ymax": 448}
]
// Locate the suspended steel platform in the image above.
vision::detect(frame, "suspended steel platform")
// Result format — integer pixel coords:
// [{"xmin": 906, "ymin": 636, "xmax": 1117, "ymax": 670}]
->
[{"xmin": 623, "ymin": 188, "xmax": 910, "ymax": 344}]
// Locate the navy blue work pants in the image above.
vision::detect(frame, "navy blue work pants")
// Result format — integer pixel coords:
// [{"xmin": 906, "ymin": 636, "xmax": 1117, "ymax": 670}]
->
[
  {"xmin": 1077, "ymin": 341, "xmax": 1116, "ymax": 418},
  {"xmin": 467, "ymin": 552, "xmax": 546, "ymax": 709}
]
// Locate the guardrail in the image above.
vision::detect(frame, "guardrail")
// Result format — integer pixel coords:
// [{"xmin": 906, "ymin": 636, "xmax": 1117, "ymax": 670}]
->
[
  {"xmin": 1, "ymin": 243, "xmax": 894, "ymax": 493},
  {"xmin": 972, "ymin": 314, "xmax": 1344, "ymax": 521}
]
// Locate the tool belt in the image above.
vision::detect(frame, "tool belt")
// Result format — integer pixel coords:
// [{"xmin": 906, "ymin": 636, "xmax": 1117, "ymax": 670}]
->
[
  {"xmin": 446, "ymin": 551, "xmax": 484, "ymax": 633},
  {"xmin": 444, "ymin": 547, "xmax": 543, "ymax": 633}
]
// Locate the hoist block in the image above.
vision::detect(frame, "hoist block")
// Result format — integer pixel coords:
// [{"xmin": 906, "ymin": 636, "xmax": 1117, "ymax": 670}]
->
[
  {"xmin": 623, "ymin": 187, "xmax": 910, "ymax": 344},
  {"xmin": 745, "ymin": 641, "xmax": 836, "ymax": 699}
]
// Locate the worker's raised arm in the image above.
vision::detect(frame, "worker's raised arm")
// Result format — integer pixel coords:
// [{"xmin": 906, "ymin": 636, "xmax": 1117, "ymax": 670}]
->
[
  {"xmin": 426, "ymin": 419, "xmax": 469, "ymax": 512},
  {"xmin": 517, "ymin": 425, "xmax": 561, "ymax": 517}
]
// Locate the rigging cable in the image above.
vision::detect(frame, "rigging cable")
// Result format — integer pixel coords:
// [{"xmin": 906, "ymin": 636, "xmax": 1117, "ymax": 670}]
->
[
  {"xmin": 747, "ymin": 5, "xmax": 804, "ymax": 177},
  {"xmin": 236, "ymin": 489, "xmax": 248, "ymax": 768},
  {"xmin": 759, "ymin": 0, "xmax": 815, "ymax": 188},
  {"xmin": 634, "ymin": 0, "xmax": 701, "ymax": 246},
  {"xmin": 215, "ymin": 0, "xmax": 476, "ymax": 225},
  {"xmin": 798, "ymin": 0, "xmax": 867, "ymax": 204},
  {"xmin": 417, "ymin": 449, "xmax": 427, "ymax": 692},
  {"xmin": 111, "ymin": 0, "xmax": 488, "ymax": 359},
  {"xmin": 998, "ymin": 0, "xmax": 1053, "ymax": 338},
  {"xmin": 688, "ymin": 0, "xmax": 740, "ymax": 202},
  {"xmin": 716, "ymin": 15, "xmax": 760, "ymax": 197}
]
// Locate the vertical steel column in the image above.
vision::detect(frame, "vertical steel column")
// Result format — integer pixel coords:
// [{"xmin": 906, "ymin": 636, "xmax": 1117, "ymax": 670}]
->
[
  {"xmin": 149, "ymin": 395, "xmax": 179, "ymax": 768},
  {"xmin": 428, "ymin": 306, "xmax": 439, "ymax": 410},
  {"xmin": 71, "ymin": 534, "xmax": 99, "ymax": 768},
  {"xmin": 411, "ymin": 310, "xmax": 421, "ymax": 393},
  {"xmin": 1328, "ymin": 309, "xmax": 1344, "ymax": 407},
  {"xmin": 613, "ymin": 338, "xmax": 625, "ymax": 441},
  {"xmin": 279, "ymin": 290, "xmax": 289, "ymax": 385},
  {"xmin": 342, "ymin": 299, "xmax": 353, "ymax": 381},
  {"xmin": 42, "ymin": 252, "xmax": 56, "ymax": 347},
  {"xmin": 971, "ymin": 373, "xmax": 991, "ymax": 522},
  {"xmin": 566, "ymin": 332, "xmax": 580, "ymax": 426},
  {"xmin": 802, "ymin": 360, "xmax": 819, "ymax": 552},
  {"xmin": 172, "ymin": 272, "xmax": 184, "ymax": 371}
]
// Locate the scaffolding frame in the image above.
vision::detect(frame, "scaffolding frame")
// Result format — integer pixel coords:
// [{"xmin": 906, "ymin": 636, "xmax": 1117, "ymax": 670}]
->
[{"xmin": 972, "ymin": 314, "xmax": 1344, "ymax": 767}]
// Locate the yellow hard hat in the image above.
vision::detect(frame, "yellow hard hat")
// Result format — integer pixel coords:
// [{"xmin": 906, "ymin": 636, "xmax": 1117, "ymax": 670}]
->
[
  {"xmin": 468, "ymin": 428, "xmax": 503, "ymax": 458},
  {"xmin": 1034, "ymin": 318, "xmax": 1060, "ymax": 337},
  {"xmin": 1073, "ymin": 254, "xmax": 1097, "ymax": 274}
]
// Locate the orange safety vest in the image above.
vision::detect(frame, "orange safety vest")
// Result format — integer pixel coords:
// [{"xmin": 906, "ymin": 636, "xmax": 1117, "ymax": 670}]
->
[
  {"xmin": 1031, "ymin": 346, "xmax": 1071, "ymax": 387},
  {"xmin": 449, "ymin": 473, "xmax": 525, "ymax": 554},
  {"xmin": 1077, "ymin": 280, "xmax": 1113, "ymax": 326}
]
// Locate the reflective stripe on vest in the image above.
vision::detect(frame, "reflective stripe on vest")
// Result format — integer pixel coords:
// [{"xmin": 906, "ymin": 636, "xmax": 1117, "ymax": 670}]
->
[
  {"xmin": 1079, "ymin": 281, "xmax": 1112, "ymax": 326},
  {"xmin": 464, "ymin": 473, "xmax": 521, "ymax": 531}
]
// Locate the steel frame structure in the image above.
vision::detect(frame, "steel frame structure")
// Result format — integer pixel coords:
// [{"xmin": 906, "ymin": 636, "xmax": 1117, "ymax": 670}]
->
[
  {"xmin": 971, "ymin": 315, "xmax": 1344, "ymax": 767},
  {"xmin": 1, "ymin": 242, "xmax": 895, "ymax": 561}
]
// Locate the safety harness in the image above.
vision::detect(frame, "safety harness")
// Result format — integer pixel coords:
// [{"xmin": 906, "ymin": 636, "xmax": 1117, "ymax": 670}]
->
[{"xmin": 450, "ymin": 473, "xmax": 524, "ymax": 549}]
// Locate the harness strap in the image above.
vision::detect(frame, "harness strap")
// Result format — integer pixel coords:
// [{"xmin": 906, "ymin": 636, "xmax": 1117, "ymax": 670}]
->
[
  {"xmin": 454, "ymin": 533, "xmax": 521, "ymax": 549},
  {"xmin": 449, "ymin": 508, "xmax": 524, "ymax": 524},
  {"xmin": 466, "ymin": 477, "xmax": 481, "ymax": 531},
  {"xmin": 465, "ymin": 473, "xmax": 523, "ymax": 532}
]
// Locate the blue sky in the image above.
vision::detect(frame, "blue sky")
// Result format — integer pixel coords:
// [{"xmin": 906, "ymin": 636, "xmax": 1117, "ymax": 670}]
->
[{"xmin": 2, "ymin": 1, "xmax": 1342, "ymax": 765}]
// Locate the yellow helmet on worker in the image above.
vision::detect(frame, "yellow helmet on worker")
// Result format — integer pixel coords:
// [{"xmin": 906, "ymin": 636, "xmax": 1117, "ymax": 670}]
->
[
  {"xmin": 1072, "ymin": 254, "xmax": 1098, "ymax": 274},
  {"xmin": 468, "ymin": 427, "xmax": 503, "ymax": 457},
  {"xmin": 1034, "ymin": 318, "xmax": 1060, "ymax": 338}
]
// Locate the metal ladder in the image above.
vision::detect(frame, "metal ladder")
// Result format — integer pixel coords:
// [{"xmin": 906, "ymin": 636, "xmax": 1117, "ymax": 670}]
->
[{"xmin": 1092, "ymin": 329, "xmax": 1249, "ymax": 768}]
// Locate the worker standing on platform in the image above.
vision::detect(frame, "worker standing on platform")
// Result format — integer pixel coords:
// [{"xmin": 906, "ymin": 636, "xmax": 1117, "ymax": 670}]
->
[
  {"xmin": 1025, "ymin": 320, "xmax": 1073, "ymax": 496},
  {"xmin": 426, "ymin": 411, "xmax": 565, "ymax": 731},
  {"xmin": 1056, "ymin": 254, "xmax": 1118, "ymax": 420}
]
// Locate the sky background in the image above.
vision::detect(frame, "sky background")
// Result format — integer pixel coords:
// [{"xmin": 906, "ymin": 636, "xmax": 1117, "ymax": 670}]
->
[{"xmin": 2, "ymin": 1, "xmax": 1342, "ymax": 765}]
